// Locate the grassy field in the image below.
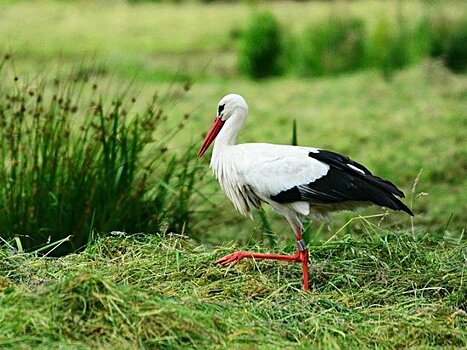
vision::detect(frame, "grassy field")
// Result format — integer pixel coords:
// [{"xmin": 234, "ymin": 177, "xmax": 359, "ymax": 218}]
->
[
  {"xmin": 1, "ymin": 232, "xmax": 466, "ymax": 348},
  {"xmin": 0, "ymin": 0, "xmax": 466, "ymax": 348}
]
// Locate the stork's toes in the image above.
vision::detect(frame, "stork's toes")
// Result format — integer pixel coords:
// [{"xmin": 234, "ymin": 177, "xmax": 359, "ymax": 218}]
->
[{"xmin": 215, "ymin": 252, "xmax": 245, "ymax": 265}]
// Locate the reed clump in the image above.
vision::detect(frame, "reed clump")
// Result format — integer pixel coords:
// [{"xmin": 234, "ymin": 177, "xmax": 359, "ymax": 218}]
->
[{"xmin": 0, "ymin": 55, "xmax": 200, "ymax": 254}]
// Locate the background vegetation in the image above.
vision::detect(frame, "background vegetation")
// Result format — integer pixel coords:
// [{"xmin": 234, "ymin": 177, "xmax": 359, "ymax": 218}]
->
[
  {"xmin": 240, "ymin": 9, "xmax": 467, "ymax": 78},
  {"xmin": 0, "ymin": 57, "xmax": 199, "ymax": 253},
  {"xmin": 0, "ymin": 0, "xmax": 465, "ymax": 348}
]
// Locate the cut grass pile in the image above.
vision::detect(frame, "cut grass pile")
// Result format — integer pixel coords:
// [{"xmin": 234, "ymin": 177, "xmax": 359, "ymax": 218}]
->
[{"xmin": 1, "ymin": 228, "xmax": 466, "ymax": 348}]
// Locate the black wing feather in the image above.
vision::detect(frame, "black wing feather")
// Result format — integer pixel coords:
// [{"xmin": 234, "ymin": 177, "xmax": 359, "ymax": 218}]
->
[
  {"xmin": 311, "ymin": 150, "xmax": 405, "ymax": 197},
  {"xmin": 271, "ymin": 150, "xmax": 414, "ymax": 216}
]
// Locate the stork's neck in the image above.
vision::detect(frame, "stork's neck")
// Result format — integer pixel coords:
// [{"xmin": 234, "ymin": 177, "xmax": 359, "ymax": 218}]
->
[{"xmin": 212, "ymin": 109, "xmax": 246, "ymax": 157}]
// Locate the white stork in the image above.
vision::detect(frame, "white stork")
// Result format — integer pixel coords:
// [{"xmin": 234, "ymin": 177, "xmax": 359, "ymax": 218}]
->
[{"xmin": 198, "ymin": 94, "xmax": 413, "ymax": 291}]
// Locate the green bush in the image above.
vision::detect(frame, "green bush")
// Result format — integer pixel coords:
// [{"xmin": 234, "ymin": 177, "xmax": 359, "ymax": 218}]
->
[
  {"xmin": 367, "ymin": 16, "xmax": 416, "ymax": 76},
  {"xmin": 366, "ymin": 13, "xmax": 446, "ymax": 77},
  {"xmin": 0, "ymin": 56, "xmax": 200, "ymax": 254},
  {"xmin": 250, "ymin": 10, "xmax": 466, "ymax": 78},
  {"xmin": 300, "ymin": 16, "xmax": 366, "ymax": 77},
  {"xmin": 239, "ymin": 11, "xmax": 283, "ymax": 79},
  {"xmin": 408, "ymin": 17, "xmax": 433, "ymax": 65},
  {"xmin": 429, "ymin": 15, "xmax": 467, "ymax": 72},
  {"xmin": 444, "ymin": 20, "xmax": 467, "ymax": 72}
]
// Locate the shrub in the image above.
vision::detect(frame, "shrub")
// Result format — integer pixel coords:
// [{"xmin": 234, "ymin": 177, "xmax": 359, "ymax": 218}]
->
[
  {"xmin": 301, "ymin": 16, "xmax": 366, "ymax": 77},
  {"xmin": 365, "ymin": 14, "xmax": 435, "ymax": 76},
  {"xmin": 239, "ymin": 11, "xmax": 283, "ymax": 79},
  {"xmin": 0, "ymin": 55, "xmax": 200, "ymax": 254},
  {"xmin": 429, "ymin": 15, "xmax": 467, "ymax": 72},
  {"xmin": 408, "ymin": 17, "xmax": 433, "ymax": 65},
  {"xmin": 444, "ymin": 20, "xmax": 467, "ymax": 72},
  {"xmin": 368, "ymin": 16, "xmax": 415, "ymax": 76}
]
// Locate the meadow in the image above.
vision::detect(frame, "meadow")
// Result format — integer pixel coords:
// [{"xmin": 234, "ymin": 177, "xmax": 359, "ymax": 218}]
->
[{"xmin": 0, "ymin": 0, "xmax": 466, "ymax": 348}]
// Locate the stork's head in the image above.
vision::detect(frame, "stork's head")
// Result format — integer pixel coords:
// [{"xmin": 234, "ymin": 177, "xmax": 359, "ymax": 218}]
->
[
  {"xmin": 217, "ymin": 94, "xmax": 248, "ymax": 121},
  {"xmin": 198, "ymin": 94, "xmax": 248, "ymax": 158}
]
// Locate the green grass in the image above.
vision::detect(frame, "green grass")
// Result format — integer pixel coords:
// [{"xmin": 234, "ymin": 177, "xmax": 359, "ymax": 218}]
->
[{"xmin": 1, "ymin": 230, "xmax": 466, "ymax": 348}]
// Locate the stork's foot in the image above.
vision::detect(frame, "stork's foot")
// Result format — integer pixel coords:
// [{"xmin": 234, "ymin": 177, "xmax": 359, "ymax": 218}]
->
[
  {"xmin": 215, "ymin": 251, "xmax": 251, "ymax": 265},
  {"xmin": 215, "ymin": 249, "xmax": 310, "ymax": 291}
]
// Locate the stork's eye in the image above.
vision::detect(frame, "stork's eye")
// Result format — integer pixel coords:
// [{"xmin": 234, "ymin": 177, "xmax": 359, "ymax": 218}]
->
[{"xmin": 218, "ymin": 104, "xmax": 225, "ymax": 115}]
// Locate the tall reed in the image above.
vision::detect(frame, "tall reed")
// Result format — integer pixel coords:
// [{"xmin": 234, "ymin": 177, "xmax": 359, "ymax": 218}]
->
[{"xmin": 0, "ymin": 55, "xmax": 200, "ymax": 254}]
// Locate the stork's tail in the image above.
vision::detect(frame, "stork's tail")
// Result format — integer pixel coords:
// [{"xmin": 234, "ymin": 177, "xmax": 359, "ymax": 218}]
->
[{"xmin": 373, "ymin": 183, "xmax": 414, "ymax": 216}]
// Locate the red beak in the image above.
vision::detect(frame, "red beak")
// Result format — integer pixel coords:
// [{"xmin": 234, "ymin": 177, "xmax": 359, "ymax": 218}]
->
[{"xmin": 198, "ymin": 117, "xmax": 225, "ymax": 158}]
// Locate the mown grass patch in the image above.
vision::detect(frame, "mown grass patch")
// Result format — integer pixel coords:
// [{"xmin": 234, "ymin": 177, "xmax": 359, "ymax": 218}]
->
[{"xmin": 1, "ymin": 228, "xmax": 465, "ymax": 348}]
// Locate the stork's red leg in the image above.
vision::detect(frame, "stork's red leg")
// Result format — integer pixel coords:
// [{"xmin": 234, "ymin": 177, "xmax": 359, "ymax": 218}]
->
[
  {"xmin": 215, "ymin": 231, "xmax": 310, "ymax": 291},
  {"xmin": 300, "ymin": 248, "xmax": 309, "ymax": 292}
]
